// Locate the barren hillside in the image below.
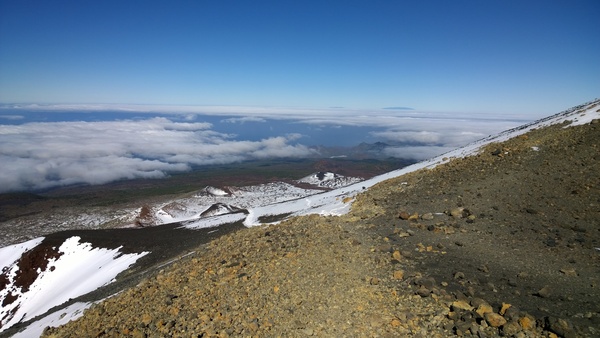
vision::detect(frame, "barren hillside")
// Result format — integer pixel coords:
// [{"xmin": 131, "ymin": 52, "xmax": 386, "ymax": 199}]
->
[{"xmin": 38, "ymin": 111, "xmax": 600, "ymax": 337}]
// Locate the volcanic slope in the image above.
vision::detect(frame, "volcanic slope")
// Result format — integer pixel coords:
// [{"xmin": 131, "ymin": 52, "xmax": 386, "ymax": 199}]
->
[{"xmin": 42, "ymin": 114, "xmax": 599, "ymax": 337}]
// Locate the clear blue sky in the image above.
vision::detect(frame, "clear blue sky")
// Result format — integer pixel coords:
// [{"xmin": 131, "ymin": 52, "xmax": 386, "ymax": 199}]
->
[{"xmin": 1, "ymin": 0, "xmax": 598, "ymax": 115}]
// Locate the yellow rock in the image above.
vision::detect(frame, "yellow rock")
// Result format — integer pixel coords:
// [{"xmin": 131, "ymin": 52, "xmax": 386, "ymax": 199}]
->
[
  {"xmin": 392, "ymin": 250, "xmax": 402, "ymax": 260},
  {"xmin": 450, "ymin": 207, "xmax": 465, "ymax": 218},
  {"xmin": 500, "ymin": 302, "xmax": 512, "ymax": 315},
  {"xmin": 484, "ymin": 312, "xmax": 507, "ymax": 327},
  {"xmin": 475, "ymin": 304, "xmax": 493, "ymax": 317},
  {"xmin": 273, "ymin": 285, "xmax": 280, "ymax": 293},
  {"xmin": 518, "ymin": 315, "xmax": 536, "ymax": 330},
  {"xmin": 141, "ymin": 313, "xmax": 152, "ymax": 326},
  {"xmin": 452, "ymin": 300, "xmax": 473, "ymax": 311},
  {"xmin": 390, "ymin": 318, "xmax": 402, "ymax": 327},
  {"xmin": 393, "ymin": 270, "xmax": 404, "ymax": 280}
]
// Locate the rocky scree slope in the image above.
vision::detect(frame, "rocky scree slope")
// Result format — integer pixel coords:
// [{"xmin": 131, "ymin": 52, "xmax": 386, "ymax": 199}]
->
[{"xmin": 43, "ymin": 115, "xmax": 599, "ymax": 337}]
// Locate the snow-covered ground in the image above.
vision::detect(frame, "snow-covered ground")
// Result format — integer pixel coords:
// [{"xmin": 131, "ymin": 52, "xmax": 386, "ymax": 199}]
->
[
  {"xmin": 1, "ymin": 99, "xmax": 598, "ymax": 337},
  {"xmin": 141, "ymin": 182, "xmax": 329, "ymax": 226},
  {"xmin": 0, "ymin": 237, "xmax": 147, "ymax": 335},
  {"xmin": 298, "ymin": 171, "xmax": 363, "ymax": 189}
]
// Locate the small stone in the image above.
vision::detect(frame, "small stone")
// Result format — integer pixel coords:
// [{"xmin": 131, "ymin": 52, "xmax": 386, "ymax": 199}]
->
[
  {"xmin": 447, "ymin": 311, "xmax": 460, "ymax": 321},
  {"xmin": 544, "ymin": 317, "xmax": 577, "ymax": 338},
  {"xmin": 451, "ymin": 300, "xmax": 473, "ymax": 312},
  {"xmin": 416, "ymin": 286, "xmax": 431, "ymax": 297},
  {"xmin": 475, "ymin": 303, "xmax": 494, "ymax": 317},
  {"xmin": 302, "ymin": 328, "xmax": 314, "ymax": 335},
  {"xmin": 408, "ymin": 212, "xmax": 420, "ymax": 221},
  {"xmin": 141, "ymin": 313, "xmax": 152, "ymax": 326},
  {"xmin": 369, "ymin": 277, "xmax": 380, "ymax": 285},
  {"xmin": 454, "ymin": 271, "xmax": 465, "ymax": 279},
  {"xmin": 415, "ymin": 277, "xmax": 435, "ymax": 289},
  {"xmin": 392, "ymin": 250, "xmax": 402, "ymax": 260},
  {"xmin": 398, "ymin": 211, "xmax": 410, "ymax": 220},
  {"xmin": 390, "ymin": 318, "xmax": 401, "ymax": 327},
  {"xmin": 393, "ymin": 270, "xmax": 404, "ymax": 280},
  {"xmin": 478, "ymin": 264, "xmax": 489, "ymax": 273},
  {"xmin": 397, "ymin": 231, "xmax": 411, "ymax": 238},
  {"xmin": 455, "ymin": 322, "xmax": 471, "ymax": 336},
  {"xmin": 484, "ymin": 312, "xmax": 507, "ymax": 327},
  {"xmin": 376, "ymin": 244, "xmax": 393, "ymax": 252},
  {"xmin": 502, "ymin": 320, "xmax": 522, "ymax": 336},
  {"xmin": 421, "ymin": 213, "xmax": 434, "ymax": 220},
  {"xmin": 470, "ymin": 297, "xmax": 489, "ymax": 308},
  {"xmin": 504, "ymin": 306, "xmax": 521, "ymax": 320},
  {"xmin": 524, "ymin": 208, "xmax": 538, "ymax": 214},
  {"xmin": 559, "ymin": 268, "xmax": 577, "ymax": 276},
  {"xmin": 450, "ymin": 208, "xmax": 465, "ymax": 218},
  {"xmin": 500, "ymin": 302, "xmax": 512, "ymax": 315},
  {"xmin": 536, "ymin": 286, "xmax": 551, "ymax": 298},
  {"xmin": 518, "ymin": 315, "xmax": 536, "ymax": 330}
]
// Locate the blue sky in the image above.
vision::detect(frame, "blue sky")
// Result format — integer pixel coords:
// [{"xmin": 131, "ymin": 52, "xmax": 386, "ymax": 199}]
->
[
  {"xmin": 0, "ymin": 1, "xmax": 599, "ymax": 192},
  {"xmin": 1, "ymin": 0, "xmax": 598, "ymax": 115}
]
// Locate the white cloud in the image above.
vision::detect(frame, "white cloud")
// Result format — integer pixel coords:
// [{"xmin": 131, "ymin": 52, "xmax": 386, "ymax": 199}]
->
[
  {"xmin": 369, "ymin": 117, "xmax": 518, "ymax": 148},
  {"xmin": 0, "ymin": 118, "xmax": 316, "ymax": 192},
  {"xmin": 0, "ymin": 115, "xmax": 24, "ymax": 120},
  {"xmin": 221, "ymin": 116, "xmax": 267, "ymax": 123}
]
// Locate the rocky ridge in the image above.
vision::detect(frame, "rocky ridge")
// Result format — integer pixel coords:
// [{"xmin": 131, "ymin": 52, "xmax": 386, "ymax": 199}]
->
[{"xmin": 41, "ymin": 110, "xmax": 599, "ymax": 337}]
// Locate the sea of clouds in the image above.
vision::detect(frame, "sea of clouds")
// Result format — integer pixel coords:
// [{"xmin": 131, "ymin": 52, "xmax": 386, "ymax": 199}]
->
[{"xmin": 0, "ymin": 104, "xmax": 529, "ymax": 193}]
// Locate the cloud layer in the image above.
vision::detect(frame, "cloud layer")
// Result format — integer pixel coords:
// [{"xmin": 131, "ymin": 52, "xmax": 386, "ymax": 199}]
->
[
  {"xmin": 0, "ymin": 117, "xmax": 315, "ymax": 192},
  {"xmin": 0, "ymin": 105, "xmax": 529, "ymax": 192}
]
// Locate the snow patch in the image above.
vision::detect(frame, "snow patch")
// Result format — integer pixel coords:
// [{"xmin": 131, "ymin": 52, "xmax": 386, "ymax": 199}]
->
[
  {"xmin": 12, "ymin": 302, "xmax": 93, "ymax": 338},
  {"xmin": 0, "ymin": 237, "xmax": 44, "ymax": 269},
  {"xmin": 0, "ymin": 236, "xmax": 148, "ymax": 332},
  {"xmin": 298, "ymin": 171, "xmax": 363, "ymax": 189}
]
